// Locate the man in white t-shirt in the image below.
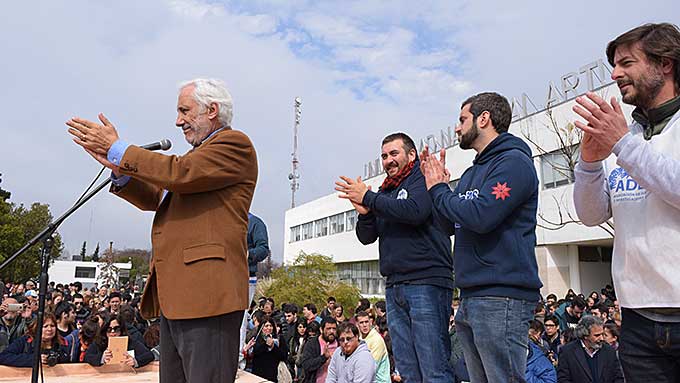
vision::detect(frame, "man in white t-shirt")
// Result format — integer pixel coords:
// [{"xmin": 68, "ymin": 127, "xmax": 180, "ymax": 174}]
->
[{"xmin": 572, "ymin": 22, "xmax": 680, "ymax": 383}]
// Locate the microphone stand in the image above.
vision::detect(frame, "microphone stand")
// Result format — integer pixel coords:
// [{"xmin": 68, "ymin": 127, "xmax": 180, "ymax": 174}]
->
[{"xmin": 0, "ymin": 177, "xmax": 112, "ymax": 383}]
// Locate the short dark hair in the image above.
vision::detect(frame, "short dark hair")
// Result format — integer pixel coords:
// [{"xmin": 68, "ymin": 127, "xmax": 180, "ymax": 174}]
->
[
  {"xmin": 306, "ymin": 321, "xmax": 320, "ymax": 337},
  {"xmin": 382, "ymin": 133, "xmax": 416, "ymax": 155},
  {"xmin": 545, "ymin": 315, "xmax": 559, "ymax": 327},
  {"xmin": 546, "ymin": 294, "xmax": 557, "ymax": 301},
  {"xmin": 55, "ymin": 301, "xmax": 74, "ymax": 319},
  {"xmin": 607, "ymin": 23, "xmax": 680, "ymax": 91},
  {"xmin": 355, "ymin": 310, "xmax": 369, "ymax": 319},
  {"xmin": 571, "ymin": 296, "xmax": 587, "ymax": 310},
  {"xmin": 327, "ymin": 296, "xmax": 336, "ymax": 303},
  {"xmin": 461, "ymin": 92, "xmax": 512, "ymax": 133},
  {"xmin": 321, "ymin": 316, "xmax": 337, "ymax": 330},
  {"xmin": 304, "ymin": 303, "xmax": 317, "ymax": 314},
  {"xmin": 283, "ymin": 303, "xmax": 299, "ymax": 315},
  {"xmin": 337, "ymin": 322, "xmax": 360, "ymax": 338},
  {"xmin": 534, "ymin": 302, "xmax": 546, "ymax": 314},
  {"xmin": 529, "ymin": 319, "xmax": 545, "ymax": 334},
  {"xmin": 73, "ymin": 281, "xmax": 82, "ymax": 291},
  {"xmin": 72, "ymin": 293, "xmax": 83, "ymax": 300},
  {"xmin": 375, "ymin": 300, "xmax": 386, "ymax": 312},
  {"xmin": 356, "ymin": 298, "xmax": 370, "ymax": 313},
  {"xmin": 594, "ymin": 303, "xmax": 609, "ymax": 315},
  {"xmin": 252, "ymin": 310, "xmax": 266, "ymax": 324},
  {"xmin": 80, "ymin": 317, "xmax": 100, "ymax": 346},
  {"xmin": 119, "ymin": 304, "xmax": 136, "ymax": 324},
  {"xmin": 109, "ymin": 292, "xmax": 122, "ymax": 301}
]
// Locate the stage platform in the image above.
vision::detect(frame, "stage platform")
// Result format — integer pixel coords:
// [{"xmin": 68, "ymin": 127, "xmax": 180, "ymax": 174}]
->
[{"xmin": 0, "ymin": 362, "xmax": 271, "ymax": 383}]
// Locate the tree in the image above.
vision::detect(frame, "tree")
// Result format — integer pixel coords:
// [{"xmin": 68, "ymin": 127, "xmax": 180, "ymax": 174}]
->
[
  {"xmin": 263, "ymin": 251, "xmax": 361, "ymax": 314},
  {"xmin": 0, "ymin": 200, "xmax": 63, "ymax": 283},
  {"xmin": 92, "ymin": 243, "xmax": 100, "ymax": 262},
  {"xmin": 521, "ymin": 105, "xmax": 614, "ymax": 237},
  {"xmin": 79, "ymin": 241, "xmax": 87, "ymax": 259},
  {"xmin": 113, "ymin": 248, "xmax": 151, "ymax": 286},
  {"xmin": 98, "ymin": 244, "xmax": 119, "ymax": 288},
  {"xmin": 256, "ymin": 255, "xmax": 278, "ymax": 279},
  {"xmin": 0, "ymin": 173, "xmax": 10, "ymax": 201}
]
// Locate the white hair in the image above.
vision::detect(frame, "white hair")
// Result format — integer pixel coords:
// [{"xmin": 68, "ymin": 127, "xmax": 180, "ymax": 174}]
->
[
  {"xmin": 179, "ymin": 78, "xmax": 233, "ymax": 128},
  {"xmin": 574, "ymin": 315, "xmax": 604, "ymax": 339}
]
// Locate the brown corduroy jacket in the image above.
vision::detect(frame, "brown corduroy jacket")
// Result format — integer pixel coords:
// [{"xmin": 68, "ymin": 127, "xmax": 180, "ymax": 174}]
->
[{"xmin": 111, "ymin": 128, "xmax": 257, "ymax": 320}]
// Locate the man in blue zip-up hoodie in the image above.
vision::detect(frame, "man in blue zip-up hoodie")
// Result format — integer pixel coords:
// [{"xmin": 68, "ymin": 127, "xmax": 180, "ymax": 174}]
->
[
  {"xmin": 336, "ymin": 132, "xmax": 454, "ymax": 383},
  {"xmin": 422, "ymin": 92, "xmax": 542, "ymax": 383}
]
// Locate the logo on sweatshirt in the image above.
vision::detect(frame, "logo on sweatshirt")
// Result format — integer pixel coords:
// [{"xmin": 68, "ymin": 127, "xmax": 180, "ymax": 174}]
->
[
  {"xmin": 608, "ymin": 167, "xmax": 646, "ymax": 203},
  {"xmin": 397, "ymin": 189, "xmax": 408, "ymax": 200},
  {"xmin": 459, "ymin": 189, "xmax": 479, "ymax": 200},
  {"xmin": 491, "ymin": 182, "xmax": 511, "ymax": 200}
]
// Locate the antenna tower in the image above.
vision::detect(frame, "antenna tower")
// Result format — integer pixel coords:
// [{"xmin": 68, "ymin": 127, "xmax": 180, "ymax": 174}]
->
[{"xmin": 289, "ymin": 97, "xmax": 302, "ymax": 208}]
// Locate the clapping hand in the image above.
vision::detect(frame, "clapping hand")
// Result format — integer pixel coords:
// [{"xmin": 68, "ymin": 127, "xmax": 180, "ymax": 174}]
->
[
  {"xmin": 420, "ymin": 146, "xmax": 450, "ymax": 190},
  {"xmin": 335, "ymin": 176, "xmax": 371, "ymax": 215},
  {"xmin": 572, "ymin": 92, "xmax": 629, "ymax": 162}
]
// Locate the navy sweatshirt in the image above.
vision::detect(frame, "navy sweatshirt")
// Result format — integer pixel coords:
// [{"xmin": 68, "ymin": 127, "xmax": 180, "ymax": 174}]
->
[
  {"xmin": 247, "ymin": 213, "xmax": 270, "ymax": 277},
  {"xmin": 356, "ymin": 159, "xmax": 454, "ymax": 289},
  {"xmin": 429, "ymin": 133, "xmax": 542, "ymax": 301}
]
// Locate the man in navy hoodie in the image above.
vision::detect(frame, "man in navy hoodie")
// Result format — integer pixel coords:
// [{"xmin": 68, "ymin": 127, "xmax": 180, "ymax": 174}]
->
[
  {"xmin": 335, "ymin": 132, "xmax": 455, "ymax": 383},
  {"xmin": 421, "ymin": 92, "xmax": 542, "ymax": 383}
]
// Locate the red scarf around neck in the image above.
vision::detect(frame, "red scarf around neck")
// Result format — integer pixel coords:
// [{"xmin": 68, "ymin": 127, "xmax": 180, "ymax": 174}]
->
[{"xmin": 380, "ymin": 160, "xmax": 415, "ymax": 192}]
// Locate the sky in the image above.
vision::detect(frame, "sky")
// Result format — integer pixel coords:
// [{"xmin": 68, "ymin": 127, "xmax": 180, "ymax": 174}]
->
[{"xmin": 0, "ymin": 0, "xmax": 677, "ymax": 264}]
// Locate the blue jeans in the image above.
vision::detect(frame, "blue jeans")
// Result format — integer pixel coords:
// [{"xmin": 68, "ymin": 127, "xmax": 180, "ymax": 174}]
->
[
  {"xmin": 386, "ymin": 284, "xmax": 454, "ymax": 383},
  {"xmin": 619, "ymin": 308, "xmax": 680, "ymax": 383},
  {"xmin": 455, "ymin": 296, "xmax": 535, "ymax": 383}
]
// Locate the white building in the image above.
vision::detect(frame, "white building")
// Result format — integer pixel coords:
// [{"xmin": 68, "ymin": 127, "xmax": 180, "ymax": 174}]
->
[
  {"xmin": 49, "ymin": 260, "xmax": 133, "ymax": 290},
  {"xmin": 284, "ymin": 59, "xmax": 624, "ymax": 299}
]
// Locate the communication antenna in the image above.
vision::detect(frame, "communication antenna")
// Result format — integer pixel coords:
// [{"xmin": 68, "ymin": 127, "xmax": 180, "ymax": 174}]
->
[{"xmin": 288, "ymin": 97, "xmax": 302, "ymax": 208}]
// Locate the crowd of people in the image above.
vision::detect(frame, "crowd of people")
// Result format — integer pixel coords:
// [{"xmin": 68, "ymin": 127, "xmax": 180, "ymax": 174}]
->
[
  {"xmin": 233, "ymin": 283, "xmax": 626, "ymax": 383},
  {"xmin": 0, "ymin": 277, "xmax": 628, "ymax": 383},
  {"xmin": 0, "ymin": 280, "xmax": 158, "ymax": 370}
]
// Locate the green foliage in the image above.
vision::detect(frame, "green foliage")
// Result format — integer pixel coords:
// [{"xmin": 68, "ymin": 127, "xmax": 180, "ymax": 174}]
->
[
  {"xmin": 113, "ymin": 248, "xmax": 150, "ymax": 284},
  {"xmin": 263, "ymin": 251, "xmax": 361, "ymax": 313},
  {"xmin": 0, "ymin": 199, "xmax": 63, "ymax": 283},
  {"xmin": 79, "ymin": 241, "xmax": 87, "ymax": 259},
  {"xmin": 92, "ymin": 243, "xmax": 100, "ymax": 262},
  {"xmin": 0, "ymin": 173, "xmax": 10, "ymax": 201}
]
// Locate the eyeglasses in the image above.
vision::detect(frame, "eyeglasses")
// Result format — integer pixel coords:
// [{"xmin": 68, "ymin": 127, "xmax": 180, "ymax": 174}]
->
[
  {"xmin": 338, "ymin": 336, "xmax": 355, "ymax": 343},
  {"xmin": 107, "ymin": 326, "xmax": 121, "ymax": 333}
]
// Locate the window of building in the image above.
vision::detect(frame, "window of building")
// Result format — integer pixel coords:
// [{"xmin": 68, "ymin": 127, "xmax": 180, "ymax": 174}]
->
[
  {"xmin": 540, "ymin": 148, "xmax": 577, "ymax": 189},
  {"xmin": 329, "ymin": 213, "xmax": 346, "ymax": 235},
  {"xmin": 301, "ymin": 222, "xmax": 313, "ymax": 240},
  {"xmin": 336, "ymin": 260, "xmax": 385, "ymax": 295},
  {"xmin": 578, "ymin": 246, "xmax": 613, "ymax": 262},
  {"xmin": 346, "ymin": 210, "xmax": 358, "ymax": 232},
  {"xmin": 74, "ymin": 266, "xmax": 96, "ymax": 279},
  {"xmin": 289, "ymin": 225, "xmax": 301, "ymax": 243},
  {"xmin": 314, "ymin": 218, "xmax": 329, "ymax": 238}
]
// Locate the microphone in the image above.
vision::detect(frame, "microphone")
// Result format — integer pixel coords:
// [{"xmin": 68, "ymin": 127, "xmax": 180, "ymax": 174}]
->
[{"xmin": 140, "ymin": 139, "xmax": 172, "ymax": 151}]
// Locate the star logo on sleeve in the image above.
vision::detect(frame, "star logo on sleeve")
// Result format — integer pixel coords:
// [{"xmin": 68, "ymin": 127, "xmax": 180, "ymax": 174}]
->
[{"xmin": 491, "ymin": 182, "xmax": 511, "ymax": 200}]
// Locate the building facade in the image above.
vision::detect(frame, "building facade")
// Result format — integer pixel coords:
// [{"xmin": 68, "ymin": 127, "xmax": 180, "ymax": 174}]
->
[
  {"xmin": 284, "ymin": 67, "xmax": 624, "ymax": 299},
  {"xmin": 50, "ymin": 260, "xmax": 133, "ymax": 290}
]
